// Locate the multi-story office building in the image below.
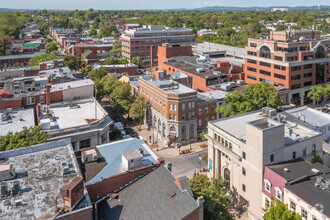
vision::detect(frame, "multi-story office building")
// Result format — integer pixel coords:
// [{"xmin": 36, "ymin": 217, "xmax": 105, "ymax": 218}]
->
[
  {"xmin": 206, "ymin": 108, "xmax": 323, "ymax": 219},
  {"xmin": 244, "ymin": 30, "xmax": 330, "ymax": 105},
  {"xmin": 121, "ymin": 25, "xmax": 195, "ymax": 62}
]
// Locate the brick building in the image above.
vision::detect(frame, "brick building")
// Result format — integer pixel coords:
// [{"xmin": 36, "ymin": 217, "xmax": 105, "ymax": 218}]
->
[
  {"xmin": 68, "ymin": 43, "xmax": 113, "ymax": 57},
  {"xmin": 155, "ymin": 43, "xmax": 244, "ymax": 92},
  {"xmin": 97, "ymin": 63, "xmax": 138, "ymax": 76},
  {"xmin": 0, "ymin": 78, "xmax": 94, "ymax": 110},
  {"xmin": 0, "ymin": 52, "xmax": 45, "ymax": 69},
  {"xmin": 244, "ymin": 30, "xmax": 330, "ymax": 105},
  {"xmin": 139, "ymin": 76, "xmax": 198, "ymax": 145},
  {"xmin": 121, "ymin": 25, "xmax": 195, "ymax": 62}
]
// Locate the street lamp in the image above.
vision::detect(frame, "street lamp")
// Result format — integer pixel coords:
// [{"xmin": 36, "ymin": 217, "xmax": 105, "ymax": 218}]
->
[{"xmin": 199, "ymin": 153, "xmax": 202, "ymax": 172}]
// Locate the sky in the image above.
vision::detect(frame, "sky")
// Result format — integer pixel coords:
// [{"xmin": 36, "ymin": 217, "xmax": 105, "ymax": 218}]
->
[{"xmin": 0, "ymin": 0, "xmax": 328, "ymax": 10}]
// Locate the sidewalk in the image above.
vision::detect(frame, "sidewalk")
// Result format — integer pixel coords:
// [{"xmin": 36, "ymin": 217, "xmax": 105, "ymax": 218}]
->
[
  {"xmin": 154, "ymin": 141, "xmax": 208, "ymax": 157},
  {"xmin": 137, "ymin": 124, "xmax": 208, "ymax": 157}
]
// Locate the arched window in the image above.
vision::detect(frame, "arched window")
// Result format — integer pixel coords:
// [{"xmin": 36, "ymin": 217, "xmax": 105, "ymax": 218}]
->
[
  {"xmin": 181, "ymin": 126, "xmax": 186, "ymax": 141},
  {"xmin": 189, "ymin": 124, "xmax": 194, "ymax": 139},
  {"xmin": 316, "ymin": 46, "xmax": 325, "ymax": 59},
  {"xmin": 260, "ymin": 46, "xmax": 271, "ymax": 59}
]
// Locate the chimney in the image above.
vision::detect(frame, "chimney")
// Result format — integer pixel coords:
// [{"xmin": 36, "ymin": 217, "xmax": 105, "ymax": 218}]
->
[
  {"xmin": 60, "ymin": 177, "xmax": 84, "ymax": 211},
  {"xmin": 46, "ymin": 84, "xmax": 51, "ymax": 106},
  {"xmin": 36, "ymin": 103, "xmax": 41, "ymax": 123},
  {"xmin": 150, "ymin": 46, "xmax": 154, "ymax": 68},
  {"xmin": 197, "ymin": 196, "xmax": 204, "ymax": 220}
]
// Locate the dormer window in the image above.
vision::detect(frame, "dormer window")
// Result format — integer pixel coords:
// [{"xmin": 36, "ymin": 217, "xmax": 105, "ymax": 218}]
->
[
  {"xmin": 275, "ymin": 187, "xmax": 282, "ymax": 200},
  {"xmin": 264, "ymin": 179, "xmax": 271, "ymax": 193}
]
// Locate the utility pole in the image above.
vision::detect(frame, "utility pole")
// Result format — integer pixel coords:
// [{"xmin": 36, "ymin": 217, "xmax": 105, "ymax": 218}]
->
[
  {"xmin": 95, "ymin": 88, "xmax": 98, "ymax": 119},
  {"xmin": 199, "ymin": 154, "xmax": 202, "ymax": 172}
]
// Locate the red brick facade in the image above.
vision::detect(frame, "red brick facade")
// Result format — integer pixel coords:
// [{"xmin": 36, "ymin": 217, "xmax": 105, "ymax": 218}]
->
[{"xmin": 197, "ymin": 101, "xmax": 217, "ymax": 129}]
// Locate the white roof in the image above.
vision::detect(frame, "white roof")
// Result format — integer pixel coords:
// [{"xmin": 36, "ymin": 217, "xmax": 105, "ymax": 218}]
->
[
  {"xmin": 50, "ymin": 79, "xmax": 94, "ymax": 92},
  {"xmin": 0, "ymin": 108, "xmax": 35, "ymax": 136},
  {"xmin": 286, "ymin": 106, "xmax": 330, "ymax": 127}
]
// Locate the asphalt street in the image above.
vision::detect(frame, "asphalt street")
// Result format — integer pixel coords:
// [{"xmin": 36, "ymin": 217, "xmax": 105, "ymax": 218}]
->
[{"xmin": 157, "ymin": 150, "xmax": 208, "ymax": 179}]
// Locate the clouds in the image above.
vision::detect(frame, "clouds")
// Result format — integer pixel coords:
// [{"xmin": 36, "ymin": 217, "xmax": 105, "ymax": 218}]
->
[{"xmin": 0, "ymin": 0, "xmax": 328, "ymax": 10}]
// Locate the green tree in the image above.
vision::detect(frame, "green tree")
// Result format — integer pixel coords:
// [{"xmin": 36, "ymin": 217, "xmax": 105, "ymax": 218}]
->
[
  {"xmin": 30, "ymin": 52, "xmax": 57, "ymax": 66},
  {"xmin": 63, "ymin": 55, "xmax": 83, "ymax": 71},
  {"xmin": 217, "ymin": 83, "xmax": 282, "ymax": 117},
  {"xmin": 109, "ymin": 128, "xmax": 123, "ymax": 141},
  {"xmin": 104, "ymin": 57, "xmax": 120, "ymax": 65},
  {"xmin": 0, "ymin": 126, "xmax": 49, "ymax": 151},
  {"xmin": 189, "ymin": 175, "xmax": 232, "ymax": 220},
  {"xmin": 131, "ymin": 56, "xmax": 146, "ymax": 68},
  {"xmin": 0, "ymin": 31, "xmax": 11, "ymax": 55},
  {"xmin": 119, "ymin": 58, "xmax": 129, "ymax": 64},
  {"xmin": 264, "ymin": 200, "xmax": 300, "ymax": 220},
  {"xmin": 312, "ymin": 152, "xmax": 323, "ymax": 164},
  {"xmin": 110, "ymin": 41, "xmax": 122, "ymax": 53},
  {"xmin": 325, "ymin": 84, "xmax": 330, "ymax": 98},
  {"xmin": 45, "ymin": 41, "xmax": 58, "ymax": 52},
  {"xmin": 88, "ymin": 67, "xmax": 109, "ymax": 83},
  {"xmin": 0, "ymin": 12, "xmax": 20, "ymax": 37},
  {"xmin": 98, "ymin": 24, "xmax": 118, "ymax": 38},
  {"xmin": 111, "ymin": 82, "xmax": 134, "ymax": 115},
  {"xmin": 200, "ymin": 131, "xmax": 207, "ymax": 141},
  {"xmin": 97, "ymin": 75, "xmax": 120, "ymax": 99},
  {"xmin": 129, "ymin": 96, "xmax": 146, "ymax": 128},
  {"xmin": 82, "ymin": 64, "xmax": 93, "ymax": 75},
  {"xmin": 307, "ymin": 85, "xmax": 325, "ymax": 106}
]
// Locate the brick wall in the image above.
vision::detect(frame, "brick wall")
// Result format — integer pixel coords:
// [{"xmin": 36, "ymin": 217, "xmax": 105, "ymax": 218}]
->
[
  {"xmin": 0, "ymin": 99, "xmax": 21, "ymax": 110},
  {"xmin": 182, "ymin": 207, "xmax": 201, "ymax": 220},
  {"xmin": 197, "ymin": 101, "xmax": 217, "ymax": 129}
]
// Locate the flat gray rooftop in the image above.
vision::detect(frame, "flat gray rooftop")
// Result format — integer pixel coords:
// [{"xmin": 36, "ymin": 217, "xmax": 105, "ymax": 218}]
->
[
  {"xmin": 211, "ymin": 111, "xmax": 320, "ymax": 144},
  {"xmin": 47, "ymin": 99, "xmax": 105, "ymax": 130},
  {"xmin": 51, "ymin": 79, "xmax": 94, "ymax": 92},
  {"xmin": 0, "ymin": 139, "xmax": 81, "ymax": 220},
  {"xmin": 211, "ymin": 112, "xmax": 261, "ymax": 141},
  {"xmin": 285, "ymin": 106, "xmax": 330, "ymax": 128},
  {"xmin": 141, "ymin": 76, "xmax": 196, "ymax": 95},
  {"xmin": 0, "ymin": 108, "xmax": 35, "ymax": 136},
  {"xmin": 199, "ymin": 90, "xmax": 228, "ymax": 100},
  {"xmin": 193, "ymin": 42, "xmax": 245, "ymax": 59}
]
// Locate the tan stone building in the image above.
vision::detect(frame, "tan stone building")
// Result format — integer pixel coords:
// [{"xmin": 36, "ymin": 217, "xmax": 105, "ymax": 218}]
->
[{"xmin": 206, "ymin": 108, "xmax": 323, "ymax": 219}]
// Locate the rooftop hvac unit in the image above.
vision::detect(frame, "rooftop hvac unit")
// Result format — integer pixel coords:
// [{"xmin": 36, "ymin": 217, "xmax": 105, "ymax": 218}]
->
[
  {"xmin": 0, "ymin": 164, "xmax": 16, "ymax": 181},
  {"xmin": 12, "ymin": 180, "xmax": 20, "ymax": 195},
  {"xmin": 325, "ymin": 179, "xmax": 330, "ymax": 190},
  {"xmin": 1, "ymin": 182, "xmax": 8, "ymax": 196},
  {"xmin": 196, "ymin": 68, "xmax": 205, "ymax": 73},
  {"xmin": 227, "ymin": 81, "xmax": 235, "ymax": 86},
  {"xmin": 236, "ymin": 80, "xmax": 245, "ymax": 85},
  {"xmin": 316, "ymin": 175, "xmax": 324, "ymax": 184},
  {"xmin": 82, "ymin": 149, "xmax": 98, "ymax": 164},
  {"xmin": 220, "ymin": 83, "xmax": 231, "ymax": 91},
  {"xmin": 122, "ymin": 150, "xmax": 143, "ymax": 171},
  {"xmin": 1, "ymin": 113, "xmax": 9, "ymax": 122},
  {"xmin": 40, "ymin": 118, "xmax": 51, "ymax": 130},
  {"xmin": 61, "ymin": 161, "xmax": 70, "ymax": 175}
]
